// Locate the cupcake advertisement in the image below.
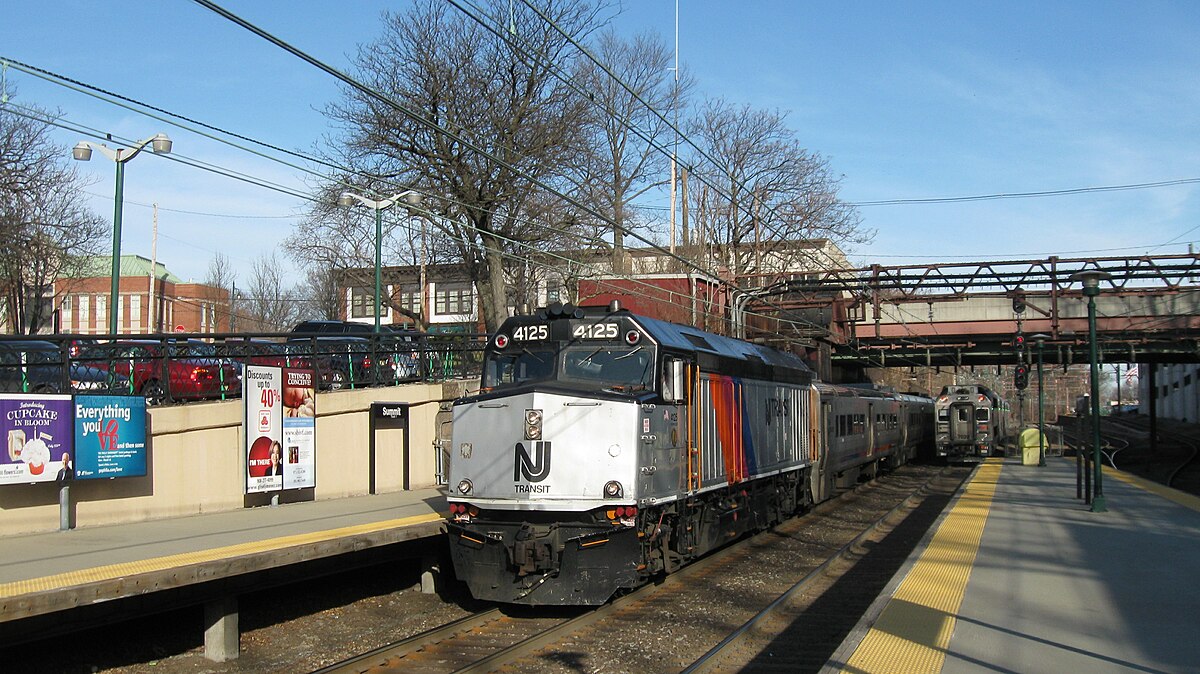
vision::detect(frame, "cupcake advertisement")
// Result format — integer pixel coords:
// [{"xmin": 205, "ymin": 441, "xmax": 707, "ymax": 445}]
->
[{"xmin": 1, "ymin": 394, "xmax": 73, "ymax": 485}]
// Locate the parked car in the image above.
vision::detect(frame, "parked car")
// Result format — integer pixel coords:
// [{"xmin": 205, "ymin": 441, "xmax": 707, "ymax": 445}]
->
[
  {"xmin": 284, "ymin": 335, "xmax": 396, "ymax": 389},
  {"xmin": 289, "ymin": 319, "xmax": 390, "ymax": 335},
  {"xmin": 220, "ymin": 339, "xmax": 349, "ymax": 390},
  {"xmin": 0, "ymin": 340, "xmax": 129, "ymax": 394},
  {"xmin": 78, "ymin": 340, "xmax": 241, "ymax": 406}
]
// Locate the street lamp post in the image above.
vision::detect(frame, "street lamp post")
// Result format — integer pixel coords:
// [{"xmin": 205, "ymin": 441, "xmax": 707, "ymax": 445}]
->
[
  {"xmin": 1030, "ymin": 333, "xmax": 1050, "ymax": 467},
  {"xmin": 73, "ymin": 134, "xmax": 172, "ymax": 335},
  {"xmin": 1070, "ymin": 270, "xmax": 1113, "ymax": 512},
  {"xmin": 337, "ymin": 190, "xmax": 422, "ymax": 332}
]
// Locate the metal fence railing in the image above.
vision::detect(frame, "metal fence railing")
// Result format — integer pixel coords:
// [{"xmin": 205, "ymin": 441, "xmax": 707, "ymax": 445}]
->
[{"xmin": 0, "ymin": 331, "xmax": 489, "ymax": 406}]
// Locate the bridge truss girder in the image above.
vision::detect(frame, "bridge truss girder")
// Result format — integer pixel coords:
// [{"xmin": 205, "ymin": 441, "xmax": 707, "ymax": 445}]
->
[{"xmin": 737, "ymin": 253, "xmax": 1200, "ymax": 368}]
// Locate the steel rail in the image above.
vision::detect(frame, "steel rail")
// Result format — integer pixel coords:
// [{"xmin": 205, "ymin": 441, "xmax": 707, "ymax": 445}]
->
[
  {"xmin": 680, "ymin": 467, "xmax": 955, "ymax": 674},
  {"xmin": 309, "ymin": 608, "xmax": 506, "ymax": 674},
  {"xmin": 450, "ymin": 479, "xmax": 900, "ymax": 674},
  {"xmin": 310, "ymin": 472, "xmax": 913, "ymax": 674}
]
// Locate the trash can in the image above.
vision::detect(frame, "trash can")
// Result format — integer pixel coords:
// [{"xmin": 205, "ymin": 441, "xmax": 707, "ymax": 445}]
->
[{"xmin": 1020, "ymin": 427, "xmax": 1044, "ymax": 466}]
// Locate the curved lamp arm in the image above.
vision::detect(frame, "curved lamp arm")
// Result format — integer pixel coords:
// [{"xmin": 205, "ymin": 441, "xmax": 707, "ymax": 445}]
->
[
  {"xmin": 338, "ymin": 189, "xmax": 423, "ymax": 212},
  {"xmin": 72, "ymin": 133, "xmax": 172, "ymax": 164}
]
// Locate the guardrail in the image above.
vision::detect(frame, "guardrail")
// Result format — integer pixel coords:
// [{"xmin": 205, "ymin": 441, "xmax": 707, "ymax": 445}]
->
[{"xmin": 0, "ymin": 331, "xmax": 488, "ymax": 405}]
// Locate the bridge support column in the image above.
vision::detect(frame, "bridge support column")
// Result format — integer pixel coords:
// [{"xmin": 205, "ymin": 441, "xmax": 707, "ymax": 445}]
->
[
  {"xmin": 1148, "ymin": 364, "xmax": 1158, "ymax": 453},
  {"xmin": 421, "ymin": 554, "xmax": 437, "ymax": 594},
  {"xmin": 204, "ymin": 595, "xmax": 239, "ymax": 662}
]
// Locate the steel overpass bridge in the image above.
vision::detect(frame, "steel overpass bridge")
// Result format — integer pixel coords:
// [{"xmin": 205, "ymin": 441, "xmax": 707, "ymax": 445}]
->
[{"xmin": 737, "ymin": 253, "xmax": 1200, "ymax": 370}]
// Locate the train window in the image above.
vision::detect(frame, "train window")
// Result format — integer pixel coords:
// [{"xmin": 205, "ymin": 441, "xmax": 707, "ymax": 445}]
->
[
  {"xmin": 957, "ymin": 408, "xmax": 970, "ymax": 422},
  {"xmin": 975, "ymin": 409, "xmax": 989, "ymax": 421},
  {"xmin": 562, "ymin": 345, "xmax": 653, "ymax": 390},
  {"xmin": 483, "ymin": 346, "xmax": 556, "ymax": 388},
  {"xmin": 937, "ymin": 409, "xmax": 948, "ymax": 421}
]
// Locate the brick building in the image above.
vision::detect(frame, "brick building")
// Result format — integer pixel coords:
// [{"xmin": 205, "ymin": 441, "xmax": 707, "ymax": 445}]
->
[
  {"xmin": 53, "ymin": 255, "xmax": 231, "ymax": 335},
  {"xmin": 334, "ymin": 239, "xmax": 849, "ymax": 335}
]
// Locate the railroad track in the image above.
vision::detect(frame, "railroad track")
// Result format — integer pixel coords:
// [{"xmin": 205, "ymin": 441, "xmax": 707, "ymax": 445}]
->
[
  {"xmin": 1071, "ymin": 415, "xmax": 1200, "ymax": 495},
  {"xmin": 314, "ymin": 464, "xmax": 967, "ymax": 674},
  {"xmin": 681, "ymin": 465, "xmax": 970, "ymax": 673}
]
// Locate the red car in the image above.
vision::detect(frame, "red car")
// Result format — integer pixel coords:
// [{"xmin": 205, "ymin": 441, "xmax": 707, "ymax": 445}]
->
[
  {"xmin": 79, "ymin": 340, "xmax": 241, "ymax": 406},
  {"xmin": 227, "ymin": 339, "xmax": 346, "ymax": 390}
]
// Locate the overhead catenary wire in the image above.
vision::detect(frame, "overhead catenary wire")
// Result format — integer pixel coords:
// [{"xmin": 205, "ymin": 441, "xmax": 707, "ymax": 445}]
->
[
  {"xmin": 0, "ymin": 84, "xmax": 1120, "ymax": 375},
  {"xmin": 186, "ymin": 0, "xmax": 834, "ymax": 326},
  {"xmin": 4, "ymin": 36, "xmax": 924, "ymax": 370},
  {"xmin": 185, "ymin": 0, "xmax": 867, "ymax": 352},
  {"xmin": 850, "ymin": 177, "xmax": 1200, "ymax": 207},
  {"xmin": 7, "ymin": 41, "xmax": 1161, "ymax": 369},
  {"xmin": 3, "ymin": 100, "xmax": 799, "ymax": 346},
  {"xmin": 470, "ymin": 0, "xmax": 848, "ymax": 277}
]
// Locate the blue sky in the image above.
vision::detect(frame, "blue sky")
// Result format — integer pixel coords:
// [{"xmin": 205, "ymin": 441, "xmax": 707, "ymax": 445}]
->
[{"xmin": 4, "ymin": 1, "xmax": 1200, "ymax": 283}]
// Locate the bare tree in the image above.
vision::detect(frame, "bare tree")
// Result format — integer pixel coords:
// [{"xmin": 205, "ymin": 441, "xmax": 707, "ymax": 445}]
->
[
  {"xmin": 321, "ymin": 0, "xmax": 605, "ymax": 331},
  {"xmin": 0, "ymin": 92, "xmax": 106, "ymax": 334},
  {"xmin": 575, "ymin": 29, "xmax": 692, "ymax": 273},
  {"xmin": 236, "ymin": 252, "xmax": 299, "ymax": 332},
  {"xmin": 294, "ymin": 264, "xmax": 341, "ymax": 322},
  {"xmin": 203, "ymin": 252, "xmax": 238, "ymax": 329},
  {"xmin": 285, "ymin": 187, "xmax": 439, "ymax": 326},
  {"xmin": 686, "ymin": 99, "xmax": 871, "ymax": 278}
]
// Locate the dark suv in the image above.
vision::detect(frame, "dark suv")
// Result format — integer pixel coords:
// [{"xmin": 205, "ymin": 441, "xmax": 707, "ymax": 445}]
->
[
  {"xmin": 289, "ymin": 321, "xmax": 420, "ymax": 383},
  {"xmin": 290, "ymin": 320, "xmax": 381, "ymax": 335}
]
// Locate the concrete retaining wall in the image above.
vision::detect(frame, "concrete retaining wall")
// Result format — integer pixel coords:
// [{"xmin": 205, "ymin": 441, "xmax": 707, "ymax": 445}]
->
[{"xmin": 0, "ymin": 381, "xmax": 467, "ymax": 536}]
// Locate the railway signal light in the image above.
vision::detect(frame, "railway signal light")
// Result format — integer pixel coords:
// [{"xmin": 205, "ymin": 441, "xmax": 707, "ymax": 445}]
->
[
  {"xmin": 1014, "ymin": 364, "xmax": 1030, "ymax": 390},
  {"xmin": 1014, "ymin": 333, "xmax": 1026, "ymax": 350}
]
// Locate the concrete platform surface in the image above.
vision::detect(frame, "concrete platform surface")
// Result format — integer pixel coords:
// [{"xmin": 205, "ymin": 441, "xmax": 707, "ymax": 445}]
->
[
  {"xmin": 827, "ymin": 457, "xmax": 1200, "ymax": 674},
  {"xmin": 0, "ymin": 487, "xmax": 446, "ymax": 617}
]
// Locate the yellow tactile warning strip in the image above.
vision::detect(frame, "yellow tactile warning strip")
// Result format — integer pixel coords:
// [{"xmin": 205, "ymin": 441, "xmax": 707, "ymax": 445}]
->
[
  {"xmin": 1104, "ymin": 465, "xmax": 1200, "ymax": 512},
  {"xmin": 0, "ymin": 511, "xmax": 444, "ymax": 599},
  {"xmin": 841, "ymin": 458, "xmax": 1002, "ymax": 674}
]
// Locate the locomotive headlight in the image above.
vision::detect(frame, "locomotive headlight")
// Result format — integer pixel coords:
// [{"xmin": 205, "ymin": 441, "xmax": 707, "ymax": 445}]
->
[
  {"xmin": 525, "ymin": 408, "xmax": 543, "ymax": 440},
  {"xmin": 457, "ymin": 478, "xmax": 474, "ymax": 495},
  {"xmin": 603, "ymin": 480, "xmax": 623, "ymax": 498}
]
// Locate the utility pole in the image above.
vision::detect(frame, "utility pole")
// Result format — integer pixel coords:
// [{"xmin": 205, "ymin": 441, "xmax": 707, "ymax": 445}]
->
[{"xmin": 149, "ymin": 203, "xmax": 158, "ymax": 333}]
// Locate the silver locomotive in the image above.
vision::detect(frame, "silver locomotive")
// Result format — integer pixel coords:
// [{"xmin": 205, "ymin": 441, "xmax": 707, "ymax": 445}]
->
[{"xmin": 447, "ymin": 303, "xmax": 933, "ymax": 605}]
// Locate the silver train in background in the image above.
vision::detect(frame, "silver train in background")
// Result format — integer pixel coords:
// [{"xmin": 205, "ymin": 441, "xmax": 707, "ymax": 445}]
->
[
  {"xmin": 934, "ymin": 384, "xmax": 1011, "ymax": 462},
  {"xmin": 446, "ymin": 302, "xmax": 934, "ymax": 605}
]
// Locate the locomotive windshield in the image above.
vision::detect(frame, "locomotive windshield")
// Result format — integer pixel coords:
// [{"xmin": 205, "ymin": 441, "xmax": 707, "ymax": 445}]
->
[
  {"xmin": 484, "ymin": 346, "xmax": 556, "ymax": 388},
  {"xmin": 482, "ymin": 312, "xmax": 659, "ymax": 393},
  {"xmin": 562, "ymin": 345, "xmax": 653, "ymax": 390},
  {"xmin": 481, "ymin": 343, "xmax": 654, "ymax": 392}
]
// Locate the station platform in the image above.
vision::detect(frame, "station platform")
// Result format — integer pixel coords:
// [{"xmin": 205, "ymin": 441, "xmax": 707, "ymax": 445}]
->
[
  {"xmin": 824, "ymin": 456, "xmax": 1200, "ymax": 674},
  {"xmin": 0, "ymin": 487, "xmax": 447, "ymax": 653}
]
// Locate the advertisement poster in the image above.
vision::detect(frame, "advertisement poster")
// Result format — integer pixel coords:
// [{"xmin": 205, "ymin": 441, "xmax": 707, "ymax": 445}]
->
[
  {"xmin": 282, "ymin": 368, "xmax": 316, "ymax": 490},
  {"xmin": 244, "ymin": 365, "xmax": 283, "ymax": 494},
  {"xmin": 74, "ymin": 395, "xmax": 148, "ymax": 479},
  {"xmin": 1, "ymin": 394, "xmax": 73, "ymax": 485}
]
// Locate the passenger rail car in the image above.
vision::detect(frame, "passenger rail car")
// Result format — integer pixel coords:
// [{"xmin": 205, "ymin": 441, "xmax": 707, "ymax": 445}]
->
[
  {"xmin": 446, "ymin": 302, "xmax": 933, "ymax": 605},
  {"xmin": 934, "ymin": 384, "xmax": 1009, "ymax": 462}
]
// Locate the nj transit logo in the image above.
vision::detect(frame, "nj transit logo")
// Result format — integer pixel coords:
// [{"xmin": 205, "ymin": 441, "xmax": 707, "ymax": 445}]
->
[{"xmin": 514, "ymin": 441, "xmax": 552, "ymax": 482}]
